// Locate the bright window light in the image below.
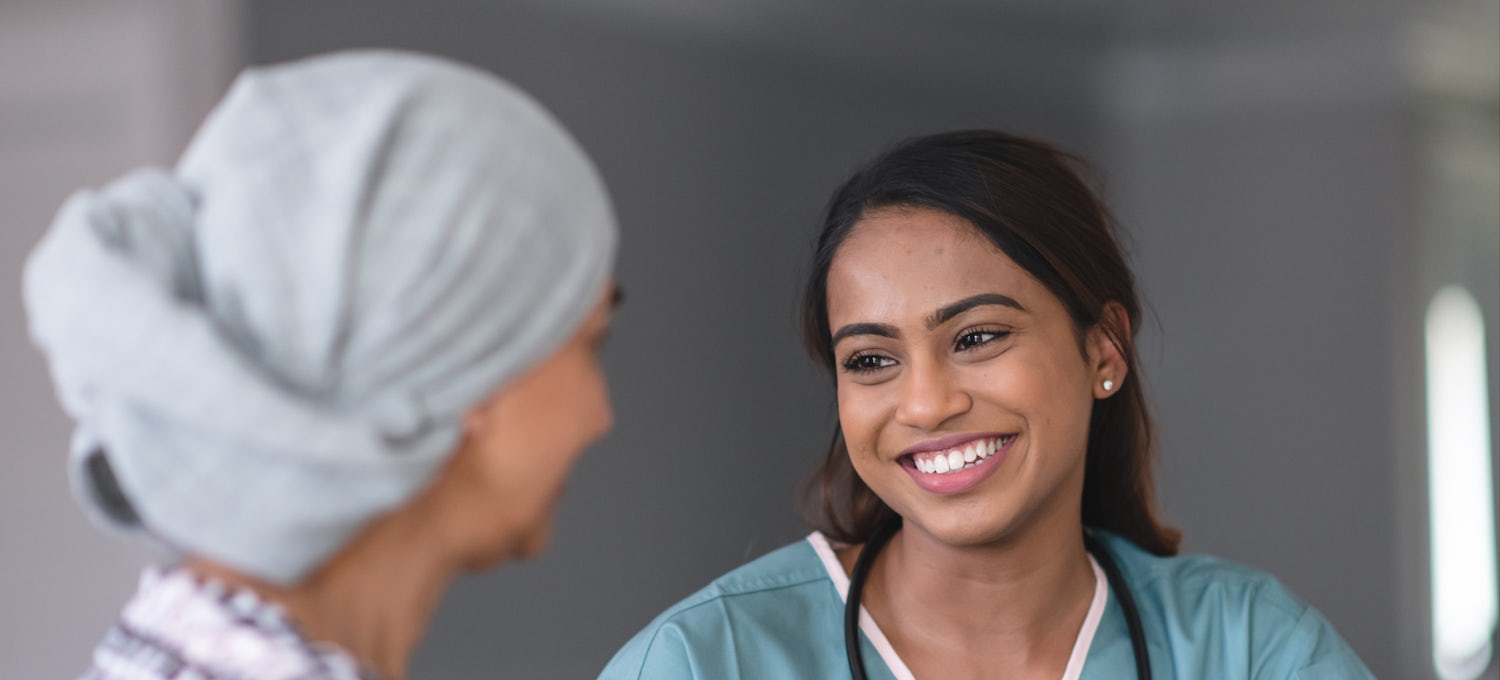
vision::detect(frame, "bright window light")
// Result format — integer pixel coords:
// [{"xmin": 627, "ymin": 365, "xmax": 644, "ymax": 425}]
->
[{"xmin": 1427, "ymin": 285, "xmax": 1498, "ymax": 680}]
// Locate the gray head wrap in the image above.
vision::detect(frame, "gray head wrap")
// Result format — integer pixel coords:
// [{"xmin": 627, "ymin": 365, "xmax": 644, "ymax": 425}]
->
[{"xmin": 22, "ymin": 50, "xmax": 618, "ymax": 584}]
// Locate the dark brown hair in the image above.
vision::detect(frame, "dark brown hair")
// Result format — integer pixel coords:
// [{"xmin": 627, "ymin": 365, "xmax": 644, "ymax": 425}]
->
[{"xmin": 800, "ymin": 130, "xmax": 1180, "ymax": 555}]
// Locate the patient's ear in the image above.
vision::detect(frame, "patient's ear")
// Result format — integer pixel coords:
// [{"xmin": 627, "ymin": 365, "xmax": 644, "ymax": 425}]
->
[{"xmin": 461, "ymin": 389, "xmax": 503, "ymax": 433}]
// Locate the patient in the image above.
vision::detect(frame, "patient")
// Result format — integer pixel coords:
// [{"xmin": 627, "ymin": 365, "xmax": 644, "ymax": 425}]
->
[{"xmin": 24, "ymin": 50, "xmax": 618, "ymax": 680}]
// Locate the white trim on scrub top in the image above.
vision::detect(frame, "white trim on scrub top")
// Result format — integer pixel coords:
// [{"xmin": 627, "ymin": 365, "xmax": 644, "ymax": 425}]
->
[{"xmin": 806, "ymin": 532, "xmax": 1108, "ymax": 680}]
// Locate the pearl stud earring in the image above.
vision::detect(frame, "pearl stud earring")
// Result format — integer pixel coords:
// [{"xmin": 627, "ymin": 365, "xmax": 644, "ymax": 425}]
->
[{"xmin": 1102, "ymin": 379, "xmax": 1115, "ymax": 392}]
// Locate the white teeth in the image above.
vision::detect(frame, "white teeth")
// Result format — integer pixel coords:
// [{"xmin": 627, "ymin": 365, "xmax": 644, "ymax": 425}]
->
[{"xmin": 911, "ymin": 437, "xmax": 1014, "ymax": 475}]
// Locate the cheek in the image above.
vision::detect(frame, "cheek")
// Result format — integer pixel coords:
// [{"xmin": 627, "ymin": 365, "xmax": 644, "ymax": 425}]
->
[
  {"xmin": 973, "ymin": 353, "xmax": 1094, "ymax": 452},
  {"xmin": 530, "ymin": 359, "xmax": 610, "ymax": 444},
  {"xmin": 476, "ymin": 361, "xmax": 610, "ymax": 484},
  {"xmin": 540, "ymin": 360, "xmax": 612, "ymax": 480},
  {"xmin": 981, "ymin": 342, "xmax": 1087, "ymax": 401},
  {"xmin": 554, "ymin": 360, "xmax": 611, "ymax": 459},
  {"xmin": 835, "ymin": 383, "xmax": 889, "ymax": 462},
  {"xmin": 971, "ymin": 367, "xmax": 1048, "ymax": 417}
]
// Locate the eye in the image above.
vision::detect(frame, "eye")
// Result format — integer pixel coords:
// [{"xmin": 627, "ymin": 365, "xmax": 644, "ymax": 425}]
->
[
  {"xmin": 954, "ymin": 328, "xmax": 1009, "ymax": 352},
  {"xmin": 841, "ymin": 351, "xmax": 896, "ymax": 374}
]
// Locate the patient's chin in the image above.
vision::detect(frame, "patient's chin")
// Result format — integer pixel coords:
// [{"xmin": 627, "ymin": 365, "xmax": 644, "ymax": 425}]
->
[{"xmin": 514, "ymin": 515, "xmax": 555, "ymax": 561}]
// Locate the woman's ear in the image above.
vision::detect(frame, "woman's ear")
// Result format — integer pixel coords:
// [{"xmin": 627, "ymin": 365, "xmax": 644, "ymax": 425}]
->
[
  {"xmin": 461, "ymin": 393, "xmax": 498, "ymax": 434},
  {"xmin": 1089, "ymin": 301, "xmax": 1131, "ymax": 399},
  {"xmin": 462, "ymin": 409, "xmax": 483, "ymax": 434}
]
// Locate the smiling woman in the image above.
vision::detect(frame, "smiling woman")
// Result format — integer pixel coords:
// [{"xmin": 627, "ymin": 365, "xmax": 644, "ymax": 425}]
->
[
  {"xmin": 824, "ymin": 205, "xmax": 1124, "ymax": 552},
  {"xmin": 600, "ymin": 131, "xmax": 1374, "ymax": 680}
]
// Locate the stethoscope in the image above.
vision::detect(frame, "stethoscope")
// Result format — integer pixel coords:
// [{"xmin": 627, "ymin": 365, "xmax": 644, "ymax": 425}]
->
[{"xmin": 844, "ymin": 518, "xmax": 1152, "ymax": 680}]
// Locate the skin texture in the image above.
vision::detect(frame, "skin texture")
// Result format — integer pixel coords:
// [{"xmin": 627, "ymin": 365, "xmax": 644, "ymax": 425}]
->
[
  {"xmin": 825, "ymin": 207, "xmax": 1128, "ymax": 679},
  {"xmin": 188, "ymin": 282, "xmax": 618, "ymax": 680},
  {"xmin": 444, "ymin": 283, "xmax": 618, "ymax": 566}
]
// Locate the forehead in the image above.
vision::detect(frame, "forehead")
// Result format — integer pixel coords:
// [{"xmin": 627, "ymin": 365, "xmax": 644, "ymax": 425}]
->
[{"xmin": 826, "ymin": 206, "xmax": 1047, "ymax": 325}]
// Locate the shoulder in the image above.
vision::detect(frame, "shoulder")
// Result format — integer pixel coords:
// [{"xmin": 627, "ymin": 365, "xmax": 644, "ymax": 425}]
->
[
  {"xmin": 634, "ymin": 536, "xmax": 831, "ymax": 622},
  {"xmin": 599, "ymin": 537, "xmax": 846, "ymax": 680},
  {"xmin": 1092, "ymin": 532, "xmax": 1373, "ymax": 679},
  {"xmin": 90, "ymin": 567, "xmax": 367, "ymax": 680},
  {"xmin": 1096, "ymin": 531, "xmax": 1306, "ymax": 617}
]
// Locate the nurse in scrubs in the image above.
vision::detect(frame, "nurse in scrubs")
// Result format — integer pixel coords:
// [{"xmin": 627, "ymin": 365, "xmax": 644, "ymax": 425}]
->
[{"xmin": 602, "ymin": 130, "xmax": 1373, "ymax": 679}]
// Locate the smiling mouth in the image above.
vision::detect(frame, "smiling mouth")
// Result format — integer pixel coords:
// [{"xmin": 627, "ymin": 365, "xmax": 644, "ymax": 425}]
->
[{"xmin": 903, "ymin": 435, "xmax": 1015, "ymax": 475}]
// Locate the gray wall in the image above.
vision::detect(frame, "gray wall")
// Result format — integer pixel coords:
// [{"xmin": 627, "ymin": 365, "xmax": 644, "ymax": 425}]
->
[
  {"xmin": 243, "ymin": 2, "xmax": 1430, "ymax": 676},
  {"xmin": 0, "ymin": 3, "xmax": 239, "ymax": 677},
  {"xmin": 4, "ymin": 1, "xmax": 1494, "ymax": 678},
  {"xmin": 244, "ymin": 4, "xmax": 1100, "ymax": 678},
  {"xmin": 1102, "ymin": 36, "xmax": 1411, "ymax": 674},
  {"xmin": 1100, "ymin": 15, "xmax": 1498, "ymax": 677}
]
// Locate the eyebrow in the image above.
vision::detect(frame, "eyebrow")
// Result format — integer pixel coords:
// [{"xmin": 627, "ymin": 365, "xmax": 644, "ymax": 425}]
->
[
  {"xmin": 925, "ymin": 293, "xmax": 1025, "ymax": 329},
  {"xmin": 830, "ymin": 322, "xmax": 899, "ymax": 347},
  {"xmin": 829, "ymin": 293, "xmax": 1026, "ymax": 347}
]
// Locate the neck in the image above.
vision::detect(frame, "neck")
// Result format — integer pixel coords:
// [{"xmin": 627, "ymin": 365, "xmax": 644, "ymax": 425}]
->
[
  {"xmin": 185, "ymin": 495, "xmax": 471, "ymax": 680},
  {"xmin": 856, "ymin": 507, "xmax": 1096, "ymax": 675}
]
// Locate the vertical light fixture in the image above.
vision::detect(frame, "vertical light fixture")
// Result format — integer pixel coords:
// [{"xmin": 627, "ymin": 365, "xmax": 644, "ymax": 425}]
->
[{"xmin": 1426, "ymin": 285, "xmax": 1498, "ymax": 680}]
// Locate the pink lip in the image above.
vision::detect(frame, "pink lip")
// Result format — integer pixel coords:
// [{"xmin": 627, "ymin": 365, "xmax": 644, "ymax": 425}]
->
[
  {"xmin": 899, "ymin": 433, "xmax": 1016, "ymax": 495},
  {"xmin": 900, "ymin": 432, "xmax": 1008, "ymax": 457}
]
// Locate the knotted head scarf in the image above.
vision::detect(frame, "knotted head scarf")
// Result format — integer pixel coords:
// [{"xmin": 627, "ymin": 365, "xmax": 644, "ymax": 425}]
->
[{"xmin": 22, "ymin": 50, "xmax": 618, "ymax": 584}]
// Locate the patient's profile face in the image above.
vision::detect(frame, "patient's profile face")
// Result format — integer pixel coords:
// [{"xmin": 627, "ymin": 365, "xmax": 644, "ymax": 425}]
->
[{"xmin": 444, "ymin": 282, "xmax": 617, "ymax": 567}]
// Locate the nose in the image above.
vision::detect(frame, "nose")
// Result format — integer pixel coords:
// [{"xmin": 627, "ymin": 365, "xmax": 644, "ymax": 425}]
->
[
  {"xmin": 594, "ymin": 372, "xmax": 615, "ymax": 440},
  {"xmin": 599, "ymin": 390, "xmax": 615, "ymax": 437},
  {"xmin": 894, "ymin": 354, "xmax": 971, "ymax": 431}
]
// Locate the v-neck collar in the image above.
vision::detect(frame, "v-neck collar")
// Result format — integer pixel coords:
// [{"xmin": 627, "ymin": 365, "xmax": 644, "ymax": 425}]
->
[{"xmin": 806, "ymin": 532, "xmax": 1107, "ymax": 680}]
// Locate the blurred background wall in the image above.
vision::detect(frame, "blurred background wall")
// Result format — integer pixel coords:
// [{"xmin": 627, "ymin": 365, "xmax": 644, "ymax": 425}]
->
[
  {"xmin": 0, "ymin": 0, "xmax": 242, "ymax": 675},
  {"xmin": 3, "ymin": 1, "xmax": 1496, "ymax": 678}
]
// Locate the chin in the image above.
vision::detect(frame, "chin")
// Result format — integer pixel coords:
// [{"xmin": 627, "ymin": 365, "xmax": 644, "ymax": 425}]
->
[
  {"xmin": 919, "ymin": 522, "xmax": 1013, "ymax": 549},
  {"xmin": 515, "ymin": 535, "xmax": 550, "ymax": 560},
  {"xmin": 460, "ymin": 532, "xmax": 546, "ymax": 572},
  {"xmin": 511, "ymin": 519, "xmax": 555, "ymax": 560},
  {"xmin": 461, "ymin": 546, "xmax": 509, "ymax": 572},
  {"xmin": 903, "ymin": 503, "xmax": 1026, "ymax": 549}
]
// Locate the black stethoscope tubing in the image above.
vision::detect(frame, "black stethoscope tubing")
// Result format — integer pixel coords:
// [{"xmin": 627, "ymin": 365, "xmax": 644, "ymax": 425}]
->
[{"xmin": 844, "ymin": 518, "xmax": 1152, "ymax": 680}]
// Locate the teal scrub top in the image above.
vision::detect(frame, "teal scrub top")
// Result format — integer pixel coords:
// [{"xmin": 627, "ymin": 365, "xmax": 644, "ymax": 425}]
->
[{"xmin": 599, "ymin": 531, "xmax": 1374, "ymax": 679}]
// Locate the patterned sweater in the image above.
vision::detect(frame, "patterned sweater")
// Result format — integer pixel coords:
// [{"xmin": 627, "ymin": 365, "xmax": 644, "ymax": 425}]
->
[{"xmin": 82, "ymin": 567, "xmax": 373, "ymax": 680}]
